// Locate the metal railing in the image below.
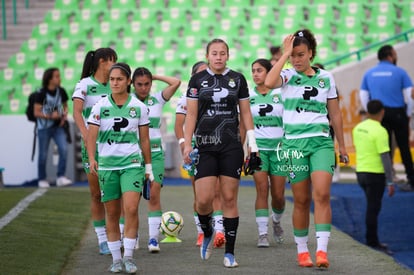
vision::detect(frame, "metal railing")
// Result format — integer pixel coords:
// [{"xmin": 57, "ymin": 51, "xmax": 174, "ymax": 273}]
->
[
  {"xmin": 323, "ymin": 29, "xmax": 414, "ymax": 69},
  {"xmin": 1, "ymin": 0, "xmax": 30, "ymax": 40}
]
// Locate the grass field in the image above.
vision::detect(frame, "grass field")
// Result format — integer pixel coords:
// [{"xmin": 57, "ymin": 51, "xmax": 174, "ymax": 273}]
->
[{"xmin": 0, "ymin": 187, "xmax": 90, "ymax": 274}]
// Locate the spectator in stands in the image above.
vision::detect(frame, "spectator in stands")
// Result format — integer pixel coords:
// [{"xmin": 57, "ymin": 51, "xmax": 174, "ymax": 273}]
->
[
  {"xmin": 264, "ymin": 29, "xmax": 348, "ymax": 269},
  {"xmin": 72, "ymin": 47, "xmax": 118, "ymax": 255},
  {"xmin": 269, "ymin": 45, "xmax": 282, "ymax": 65},
  {"xmin": 183, "ymin": 38, "xmax": 259, "ymax": 268},
  {"xmin": 360, "ymin": 44, "xmax": 414, "ymax": 192},
  {"xmin": 34, "ymin": 67, "xmax": 72, "ymax": 188},
  {"xmin": 249, "ymin": 58, "xmax": 286, "ymax": 248},
  {"xmin": 352, "ymin": 99, "xmax": 395, "ymax": 255},
  {"xmin": 174, "ymin": 61, "xmax": 226, "ymax": 249},
  {"xmin": 132, "ymin": 67, "xmax": 181, "ymax": 253},
  {"xmin": 87, "ymin": 62, "xmax": 153, "ymax": 273}
]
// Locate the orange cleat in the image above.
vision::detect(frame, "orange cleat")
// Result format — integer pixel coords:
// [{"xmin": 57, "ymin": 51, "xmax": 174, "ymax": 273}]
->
[
  {"xmin": 196, "ymin": 233, "xmax": 204, "ymax": 247},
  {"xmin": 316, "ymin": 250, "xmax": 329, "ymax": 268},
  {"xmin": 297, "ymin": 252, "xmax": 313, "ymax": 267},
  {"xmin": 214, "ymin": 231, "xmax": 226, "ymax": 248}
]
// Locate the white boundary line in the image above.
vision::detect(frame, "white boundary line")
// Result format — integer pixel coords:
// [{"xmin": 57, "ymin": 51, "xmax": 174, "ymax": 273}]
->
[{"xmin": 0, "ymin": 188, "xmax": 48, "ymax": 231}]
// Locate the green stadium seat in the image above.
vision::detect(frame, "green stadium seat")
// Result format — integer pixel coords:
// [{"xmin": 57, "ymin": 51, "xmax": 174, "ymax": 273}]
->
[
  {"xmin": 138, "ymin": 0, "xmax": 165, "ymax": 9},
  {"xmin": 81, "ymin": 0, "xmax": 108, "ymax": 9},
  {"xmin": 55, "ymin": 0, "xmax": 78, "ymax": 10},
  {"xmin": 109, "ymin": 0, "xmax": 137, "ymax": 9},
  {"xmin": 7, "ymin": 52, "xmax": 36, "ymax": 71},
  {"xmin": 60, "ymin": 21, "xmax": 92, "ymax": 40},
  {"xmin": 44, "ymin": 9, "xmax": 70, "ymax": 25},
  {"xmin": 331, "ymin": 13, "xmax": 364, "ymax": 36},
  {"xmin": 393, "ymin": 1, "xmax": 414, "ymax": 32}
]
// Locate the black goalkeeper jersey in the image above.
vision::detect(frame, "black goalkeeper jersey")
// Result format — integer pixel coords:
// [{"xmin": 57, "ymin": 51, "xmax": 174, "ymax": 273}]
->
[{"xmin": 186, "ymin": 68, "xmax": 249, "ymax": 152}]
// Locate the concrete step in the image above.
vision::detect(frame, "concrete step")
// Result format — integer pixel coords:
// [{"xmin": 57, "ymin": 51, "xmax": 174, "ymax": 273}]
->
[{"xmin": 0, "ymin": 0, "xmax": 54, "ymax": 70}]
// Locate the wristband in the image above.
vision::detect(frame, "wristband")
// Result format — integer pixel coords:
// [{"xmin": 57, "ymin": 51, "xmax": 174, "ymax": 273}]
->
[
  {"xmin": 246, "ymin": 129, "xmax": 258, "ymax": 153},
  {"xmin": 145, "ymin": 164, "xmax": 154, "ymax": 182},
  {"xmin": 178, "ymin": 138, "xmax": 185, "ymax": 145}
]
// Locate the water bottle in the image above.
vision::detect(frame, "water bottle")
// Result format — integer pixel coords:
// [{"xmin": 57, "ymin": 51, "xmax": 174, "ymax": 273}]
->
[{"xmin": 183, "ymin": 148, "xmax": 199, "ymax": 171}]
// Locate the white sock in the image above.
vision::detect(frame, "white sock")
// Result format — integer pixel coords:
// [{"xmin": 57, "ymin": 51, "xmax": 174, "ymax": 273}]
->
[
  {"xmin": 148, "ymin": 216, "xmax": 161, "ymax": 240},
  {"xmin": 194, "ymin": 213, "xmax": 203, "ymax": 234},
  {"xmin": 107, "ymin": 240, "xmax": 122, "ymax": 262},
  {"xmin": 272, "ymin": 210, "xmax": 283, "ymax": 223},
  {"xmin": 119, "ymin": 223, "xmax": 125, "ymax": 241},
  {"xmin": 94, "ymin": 226, "xmax": 107, "ymax": 244},
  {"xmin": 294, "ymin": 236, "xmax": 309, "ymax": 254},
  {"xmin": 213, "ymin": 213, "xmax": 224, "ymax": 233},
  {"xmin": 256, "ymin": 216, "xmax": 269, "ymax": 236},
  {"xmin": 123, "ymin": 237, "xmax": 136, "ymax": 258},
  {"xmin": 316, "ymin": 231, "xmax": 330, "ymax": 252}
]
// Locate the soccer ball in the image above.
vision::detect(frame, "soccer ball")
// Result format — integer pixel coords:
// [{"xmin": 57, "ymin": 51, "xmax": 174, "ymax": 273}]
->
[{"xmin": 160, "ymin": 211, "xmax": 184, "ymax": 237}]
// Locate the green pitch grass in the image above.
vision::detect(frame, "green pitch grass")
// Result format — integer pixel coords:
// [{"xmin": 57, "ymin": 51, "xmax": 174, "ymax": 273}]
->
[{"xmin": 0, "ymin": 187, "xmax": 90, "ymax": 274}]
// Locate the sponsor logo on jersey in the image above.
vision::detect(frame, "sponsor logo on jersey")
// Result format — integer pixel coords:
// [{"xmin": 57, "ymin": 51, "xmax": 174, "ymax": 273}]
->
[
  {"xmin": 201, "ymin": 80, "xmax": 208, "ymax": 87},
  {"xmin": 129, "ymin": 107, "xmax": 137, "ymax": 118},
  {"xmin": 212, "ymin": 87, "xmax": 228, "ymax": 102},
  {"xmin": 93, "ymin": 114, "xmax": 100, "ymax": 120}
]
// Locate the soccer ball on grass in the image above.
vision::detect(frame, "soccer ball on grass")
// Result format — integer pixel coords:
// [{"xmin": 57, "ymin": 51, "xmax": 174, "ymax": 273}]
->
[{"xmin": 160, "ymin": 211, "xmax": 184, "ymax": 238}]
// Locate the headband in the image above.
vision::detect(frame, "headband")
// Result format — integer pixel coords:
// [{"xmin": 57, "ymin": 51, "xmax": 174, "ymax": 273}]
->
[{"xmin": 110, "ymin": 65, "xmax": 131, "ymax": 78}]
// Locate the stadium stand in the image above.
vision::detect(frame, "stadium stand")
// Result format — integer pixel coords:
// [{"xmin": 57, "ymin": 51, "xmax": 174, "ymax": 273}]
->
[{"xmin": 0, "ymin": 0, "xmax": 413, "ymax": 125}]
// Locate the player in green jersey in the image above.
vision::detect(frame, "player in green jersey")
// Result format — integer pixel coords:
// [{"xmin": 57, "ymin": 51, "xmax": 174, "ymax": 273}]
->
[
  {"xmin": 265, "ymin": 29, "xmax": 348, "ymax": 268},
  {"xmin": 72, "ymin": 48, "xmax": 118, "ymax": 255},
  {"xmin": 87, "ymin": 62, "xmax": 153, "ymax": 273},
  {"xmin": 249, "ymin": 58, "xmax": 286, "ymax": 247},
  {"xmin": 132, "ymin": 67, "xmax": 181, "ymax": 252}
]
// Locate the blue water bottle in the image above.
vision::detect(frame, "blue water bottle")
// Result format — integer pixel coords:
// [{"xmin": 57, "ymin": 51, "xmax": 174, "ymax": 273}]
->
[{"xmin": 183, "ymin": 148, "xmax": 199, "ymax": 171}]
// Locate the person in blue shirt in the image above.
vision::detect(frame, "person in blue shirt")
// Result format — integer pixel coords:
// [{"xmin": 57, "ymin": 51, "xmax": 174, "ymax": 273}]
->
[{"xmin": 360, "ymin": 44, "xmax": 414, "ymax": 192}]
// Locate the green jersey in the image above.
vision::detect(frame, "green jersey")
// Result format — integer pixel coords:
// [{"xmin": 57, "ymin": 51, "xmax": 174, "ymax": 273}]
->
[
  {"xmin": 280, "ymin": 68, "xmax": 337, "ymax": 139},
  {"xmin": 249, "ymin": 87, "xmax": 283, "ymax": 150},
  {"xmin": 72, "ymin": 76, "xmax": 112, "ymax": 127},
  {"xmin": 88, "ymin": 95, "xmax": 150, "ymax": 170}
]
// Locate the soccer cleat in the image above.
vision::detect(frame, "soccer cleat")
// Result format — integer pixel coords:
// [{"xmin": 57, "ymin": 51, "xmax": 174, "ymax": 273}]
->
[
  {"xmin": 297, "ymin": 252, "xmax": 313, "ymax": 267},
  {"xmin": 257, "ymin": 234, "xmax": 270, "ymax": 248},
  {"xmin": 200, "ymin": 231, "xmax": 215, "ymax": 260},
  {"xmin": 99, "ymin": 241, "xmax": 111, "ymax": 255},
  {"xmin": 272, "ymin": 220, "xmax": 284, "ymax": 244},
  {"xmin": 196, "ymin": 232, "xmax": 204, "ymax": 247},
  {"xmin": 123, "ymin": 257, "xmax": 138, "ymax": 274},
  {"xmin": 214, "ymin": 231, "xmax": 226, "ymax": 248},
  {"xmin": 56, "ymin": 176, "xmax": 73, "ymax": 187},
  {"xmin": 316, "ymin": 250, "xmax": 329, "ymax": 268},
  {"xmin": 148, "ymin": 238, "xmax": 160, "ymax": 253},
  {"xmin": 109, "ymin": 260, "xmax": 123, "ymax": 273},
  {"xmin": 38, "ymin": 180, "xmax": 50, "ymax": 188},
  {"xmin": 223, "ymin": 253, "xmax": 239, "ymax": 268}
]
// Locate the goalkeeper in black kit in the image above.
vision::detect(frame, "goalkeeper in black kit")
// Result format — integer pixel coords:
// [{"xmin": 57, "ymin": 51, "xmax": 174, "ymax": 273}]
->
[{"xmin": 183, "ymin": 38, "xmax": 260, "ymax": 268}]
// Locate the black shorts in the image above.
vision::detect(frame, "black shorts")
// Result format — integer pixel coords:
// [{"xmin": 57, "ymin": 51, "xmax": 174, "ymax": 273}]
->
[{"xmin": 194, "ymin": 144, "xmax": 244, "ymax": 180}]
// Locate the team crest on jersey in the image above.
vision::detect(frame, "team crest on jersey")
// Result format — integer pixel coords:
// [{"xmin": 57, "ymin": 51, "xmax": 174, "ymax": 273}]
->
[
  {"xmin": 228, "ymin": 79, "xmax": 235, "ymax": 88},
  {"xmin": 190, "ymin": 88, "xmax": 198, "ymax": 96},
  {"xmin": 129, "ymin": 107, "xmax": 137, "ymax": 118},
  {"xmin": 272, "ymin": 95, "xmax": 280, "ymax": 103},
  {"xmin": 147, "ymin": 98, "xmax": 154, "ymax": 106},
  {"xmin": 318, "ymin": 79, "xmax": 325, "ymax": 88}
]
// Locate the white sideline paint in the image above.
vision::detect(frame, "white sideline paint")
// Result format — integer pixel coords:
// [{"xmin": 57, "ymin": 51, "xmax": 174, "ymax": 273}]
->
[{"xmin": 0, "ymin": 188, "xmax": 48, "ymax": 230}]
